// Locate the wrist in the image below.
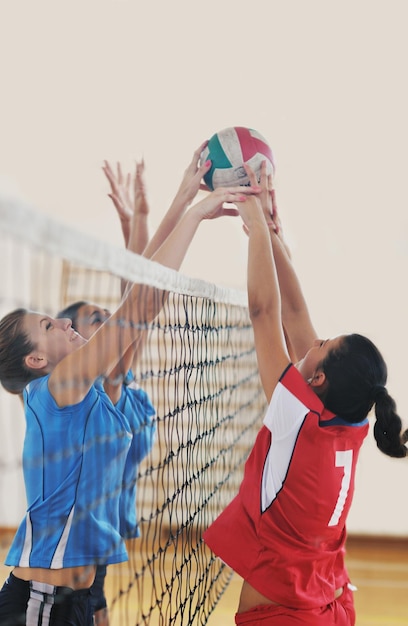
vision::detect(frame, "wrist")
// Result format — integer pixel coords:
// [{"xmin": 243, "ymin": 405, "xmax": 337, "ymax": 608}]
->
[
  {"xmin": 185, "ymin": 204, "xmax": 206, "ymax": 224},
  {"xmin": 266, "ymin": 220, "xmax": 279, "ymax": 234}
]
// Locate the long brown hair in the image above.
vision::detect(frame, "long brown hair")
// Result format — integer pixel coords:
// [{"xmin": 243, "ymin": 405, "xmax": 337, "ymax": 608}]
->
[{"xmin": 0, "ymin": 308, "xmax": 36, "ymax": 394}]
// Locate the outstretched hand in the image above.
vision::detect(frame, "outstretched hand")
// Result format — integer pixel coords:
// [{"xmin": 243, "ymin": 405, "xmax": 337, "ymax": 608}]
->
[
  {"xmin": 103, "ymin": 160, "xmax": 149, "ymax": 247},
  {"xmin": 241, "ymin": 161, "xmax": 290, "ymax": 254},
  {"xmin": 172, "ymin": 140, "xmax": 212, "ymax": 210},
  {"xmin": 103, "ymin": 161, "xmax": 133, "ymax": 217},
  {"xmin": 242, "ymin": 161, "xmax": 274, "ymax": 223}
]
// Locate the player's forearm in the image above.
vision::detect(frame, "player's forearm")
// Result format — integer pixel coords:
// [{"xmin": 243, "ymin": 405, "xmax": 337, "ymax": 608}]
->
[
  {"xmin": 247, "ymin": 217, "xmax": 281, "ymax": 324},
  {"xmin": 149, "ymin": 207, "xmax": 201, "ymax": 271},
  {"xmin": 270, "ymin": 231, "xmax": 317, "ymax": 356},
  {"xmin": 142, "ymin": 198, "xmax": 186, "ymax": 259},
  {"xmin": 128, "ymin": 213, "xmax": 149, "ymax": 255}
]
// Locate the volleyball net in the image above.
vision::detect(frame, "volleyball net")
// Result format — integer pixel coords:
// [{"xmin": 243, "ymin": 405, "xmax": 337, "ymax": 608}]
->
[{"xmin": 0, "ymin": 193, "xmax": 266, "ymax": 625}]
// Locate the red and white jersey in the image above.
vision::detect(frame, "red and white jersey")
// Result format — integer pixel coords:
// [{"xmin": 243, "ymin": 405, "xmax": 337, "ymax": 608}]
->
[{"xmin": 203, "ymin": 364, "xmax": 368, "ymax": 609}]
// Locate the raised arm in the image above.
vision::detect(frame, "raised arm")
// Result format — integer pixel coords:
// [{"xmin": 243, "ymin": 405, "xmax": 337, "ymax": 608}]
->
[
  {"xmin": 103, "ymin": 146, "xmax": 212, "ymax": 397},
  {"xmin": 100, "ymin": 159, "xmax": 150, "ymax": 399},
  {"xmin": 247, "ymin": 161, "xmax": 318, "ymax": 361},
  {"xmin": 103, "ymin": 160, "xmax": 149, "ymax": 254},
  {"xmin": 128, "ymin": 159, "xmax": 150, "ymax": 254},
  {"xmin": 142, "ymin": 141, "xmax": 211, "ymax": 258},
  {"xmin": 235, "ymin": 193, "xmax": 290, "ymax": 402},
  {"xmin": 269, "ymin": 227, "xmax": 318, "ymax": 360}
]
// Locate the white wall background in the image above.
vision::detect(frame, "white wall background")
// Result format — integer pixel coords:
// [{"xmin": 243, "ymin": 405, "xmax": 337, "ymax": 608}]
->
[{"xmin": 1, "ymin": 0, "xmax": 407, "ymax": 535}]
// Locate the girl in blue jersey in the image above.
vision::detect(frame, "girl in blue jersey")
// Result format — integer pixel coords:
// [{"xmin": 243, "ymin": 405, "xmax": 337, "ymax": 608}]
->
[
  {"xmin": 0, "ymin": 153, "xmax": 260, "ymax": 624},
  {"xmin": 203, "ymin": 162, "xmax": 408, "ymax": 626}
]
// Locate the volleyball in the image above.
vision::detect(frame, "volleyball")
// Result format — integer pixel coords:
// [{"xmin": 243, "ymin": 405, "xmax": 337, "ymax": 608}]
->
[{"xmin": 200, "ymin": 126, "xmax": 275, "ymax": 190}]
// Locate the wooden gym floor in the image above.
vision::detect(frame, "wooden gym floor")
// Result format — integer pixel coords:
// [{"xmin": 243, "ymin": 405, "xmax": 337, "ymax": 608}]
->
[{"xmin": 1, "ymin": 531, "xmax": 407, "ymax": 625}]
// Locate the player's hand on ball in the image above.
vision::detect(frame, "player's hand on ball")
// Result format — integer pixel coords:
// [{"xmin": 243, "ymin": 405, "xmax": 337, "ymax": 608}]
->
[
  {"xmin": 243, "ymin": 161, "xmax": 273, "ymax": 221},
  {"xmin": 174, "ymin": 141, "xmax": 212, "ymax": 208},
  {"xmin": 194, "ymin": 185, "xmax": 261, "ymax": 221}
]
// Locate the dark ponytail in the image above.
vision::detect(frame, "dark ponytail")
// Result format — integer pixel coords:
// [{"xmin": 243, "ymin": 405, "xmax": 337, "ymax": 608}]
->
[
  {"xmin": 321, "ymin": 333, "xmax": 407, "ymax": 459},
  {"xmin": 372, "ymin": 386, "xmax": 408, "ymax": 458}
]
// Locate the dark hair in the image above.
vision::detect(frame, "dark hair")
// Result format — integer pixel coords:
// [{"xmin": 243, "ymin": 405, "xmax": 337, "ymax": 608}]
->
[
  {"xmin": 320, "ymin": 333, "xmax": 407, "ymax": 459},
  {"xmin": 0, "ymin": 308, "xmax": 36, "ymax": 394},
  {"xmin": 56, "ymin": 301, "xmax": 88, "ymax": 331}
]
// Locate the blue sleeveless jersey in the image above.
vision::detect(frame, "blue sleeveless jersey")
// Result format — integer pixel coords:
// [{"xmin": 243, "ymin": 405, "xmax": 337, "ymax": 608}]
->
[
  {"xmin": 6, "ymin": 375, "xmax": 132, "ymax": 569},
  {"xmin": 115, "ymin": 374, "xmax": 156, "ymax": 539}
]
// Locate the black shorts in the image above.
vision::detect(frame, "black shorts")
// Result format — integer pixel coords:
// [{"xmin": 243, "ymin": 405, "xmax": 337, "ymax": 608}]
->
[
  {"xmin": 89, "ymin": 564, "xmax": 108, "ymax": 612},
  {"xmin": 0, "ymin": 572, "xmax": 93, "ymax": 626}
]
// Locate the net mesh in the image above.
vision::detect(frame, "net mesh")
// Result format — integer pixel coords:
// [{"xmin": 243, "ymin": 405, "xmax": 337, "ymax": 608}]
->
[{"xmin": 0, "ymin": 195, "xmax": 266, "ymax": 625}]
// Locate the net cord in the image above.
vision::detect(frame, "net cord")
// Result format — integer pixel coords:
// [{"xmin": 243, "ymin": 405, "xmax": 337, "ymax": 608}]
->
[{"xmin": 0, "ymin": 192, "xmax": 248, "ymax": 308}]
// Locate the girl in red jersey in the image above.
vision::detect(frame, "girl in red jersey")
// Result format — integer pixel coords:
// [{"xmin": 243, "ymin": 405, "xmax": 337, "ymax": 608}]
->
[{"xmin": 203, "ymin": 162, "xmax": 408, "ymax": 626}]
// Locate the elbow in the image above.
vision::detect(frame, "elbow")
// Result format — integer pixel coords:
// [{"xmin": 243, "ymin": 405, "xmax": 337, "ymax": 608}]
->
[{"xmin": 248, "ymin": 300, "xmax": 275, "ymax": 323}]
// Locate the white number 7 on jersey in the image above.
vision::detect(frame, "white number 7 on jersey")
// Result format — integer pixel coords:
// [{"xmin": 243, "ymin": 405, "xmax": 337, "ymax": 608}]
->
[{"xmin": 328, "ymin": 450, "xmax": 353, "ymax": 527}]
